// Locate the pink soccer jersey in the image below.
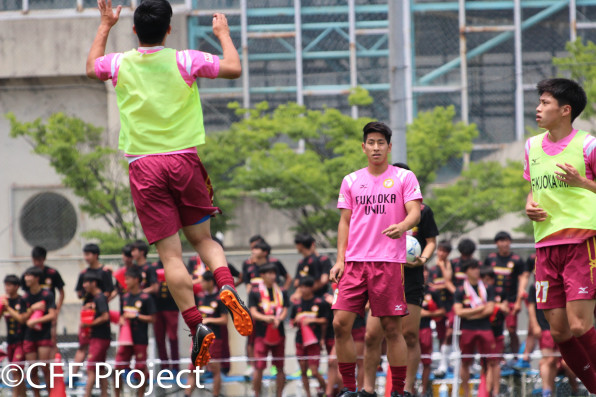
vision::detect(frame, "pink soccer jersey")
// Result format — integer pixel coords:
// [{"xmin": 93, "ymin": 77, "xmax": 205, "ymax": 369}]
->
[
  {"xmin": 94, "ymin": 47, "xmax": 220, "ymax": 87},
  {"xmin": 338, "ymin": 165, "xmax": 423, "ymax": 263},
  {"xmin": 524, "ymin": 129, "xmax": 596, "ymax": 247}
]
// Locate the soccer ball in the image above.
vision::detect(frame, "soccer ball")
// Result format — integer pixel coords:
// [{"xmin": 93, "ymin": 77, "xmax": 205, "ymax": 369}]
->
[{"xmin": 406, "ymin": 235, "xmax": 421, "ymax": 263}]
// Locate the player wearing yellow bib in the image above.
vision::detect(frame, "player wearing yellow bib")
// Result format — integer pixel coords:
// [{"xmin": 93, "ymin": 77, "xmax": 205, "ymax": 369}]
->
[{"xmin": 524, "ymin": 78, "xmax": 596, "ymax": 392}]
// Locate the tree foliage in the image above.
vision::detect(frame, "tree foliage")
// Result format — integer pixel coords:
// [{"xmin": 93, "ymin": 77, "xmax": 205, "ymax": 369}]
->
[
  {"xmin": 7, "ymin": 112, "xmax": 141, "ymax": 253},
  {"xmin": 554, "ymin": 39, "xmax": 596, "ymax": 121},
  {"xmin": 406, "ymin": 106, "xmax": 478, "ymax": 190},
  {"xmin": 427, "ymin": 160, "xmax": 529, "ymax": 237}
]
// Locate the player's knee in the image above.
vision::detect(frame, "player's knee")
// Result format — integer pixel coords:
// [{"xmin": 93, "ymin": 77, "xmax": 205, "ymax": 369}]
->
[
  {"xmin": 569, "ymin": 322, "xmax": 591, "ymax": 337},
  {"xmin": 364, "ymin": 328, "xmax": 383, "ymax": 347},
  {"xmin": 403, "ymin": 330, "xmax": 418, "ymax": 347},
  {"xmin": 332, "ymin": 318, "xmax": 351, "ymax": 338}
]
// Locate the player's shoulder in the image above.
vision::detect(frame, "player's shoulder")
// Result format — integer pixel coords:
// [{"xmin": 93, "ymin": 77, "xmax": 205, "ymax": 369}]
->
[
  {"xmin": 511, "ymin": 253, "xmax": 521, "ymax": 261},
  {"xmin": 342, "ymin": 167, "xmax": 367, "ymax": 185},
  {"xmin": 487, "ymin": 252, "xmax": 497, "ymax": 259},
  {"xmin": 139, "ymin": 293, "xmax": 151, "ymax": 300},
  {"xmin": 45, "ymin": 267, "xmax": 57, "ymax": 275}
]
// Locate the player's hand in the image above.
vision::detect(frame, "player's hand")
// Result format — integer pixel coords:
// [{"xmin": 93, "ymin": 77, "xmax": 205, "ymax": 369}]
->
[
  {"xmin": 382, "ymin": 223, "xmax": 407, "ymax": 239},
  {"xmin": 0, "ymin": 296, "xmax": 7, "ymax": 307},
  {"xmin": 123, "ymin": 311, "xmax": 137, "ymax": 320},
  {"xmin": 273, "ymin": 318, "xmax": 281, "ymax": 328},
  {"xmin": 27, "ymin": 319, "xmax": 39, "ymax": 327},
  {"xmin": 97, "ymin": 0, "xmax": 121, "ymax": 28},
  {"xmin": 525, "ymin": 200, "xmax": 547, "ymax": 222},
  {"xmin": 31, "ymin": 301, "xmax": 45, "ymax": 311},
  {"xmin": 555, "ymin": 162, "xmax": 585, "ymax": 188},
  {"xmin": 330, "ymin": 261, "xmax": 345, "ymax": 283},
  {"xmin": 405, "ymin": 256, "xmax": 425, "ymax": 268},
  {"xmin": 212, "ymin": 13, "xmax": 230, "ymax": 38},
  {"xmin": 513, "ymin": 301, "xmax": 521, "ymax": 315}
]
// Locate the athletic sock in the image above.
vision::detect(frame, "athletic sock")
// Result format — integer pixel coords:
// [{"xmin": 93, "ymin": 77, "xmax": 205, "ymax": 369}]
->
[
  {"xmin": 181, "ymin": 307, "xmax": 203, "ymax": 336},
  {"xmin": 438, "ymin": 344, "xmax": 450, "ymax": 371},
  {"xmin": 338, "ymin": 362, "xmax": 357, "ymax": 392},
  {"xmin": 556, "ymin": 336, "xmax": 596, "ymax": 393},
  {"xmin": 576, "ymin": 327, "xmax": 596, "ymax": 369},
  {"xmin": 390, "ymin": 365, "xmax": 407, "ymax": 394},
  {"xmin": 213, "ymin": 266, "xmax": 235, "ymax": 290}
]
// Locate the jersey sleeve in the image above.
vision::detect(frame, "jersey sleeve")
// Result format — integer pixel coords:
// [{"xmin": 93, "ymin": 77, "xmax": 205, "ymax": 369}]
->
[
  {"xmin": 487, "ymin": 285, "xmax": 496, "ymax": 303},
  {"xmin": 102, "ymin": 270, "xmax": 115, "ymax": 293},
  {"xmin": 248, "ymin": 290, "xmax": 259, "ymax": 309},
  {"xmin": 337, "ymin": 176, "xmax": 353, "ymax": 210},
  {"xmin": 585, "ymin": 133, "xmax": 596, "ymax": 179},
  {"xmin": 289, "ymin": 304, "xmax": 297, "ymax": 320},
  {"xmin": 144, "ymin": 295, "xmax": 157, "ymax": 315},
  {"xmin": 45, "ymin": 291, "xmax": 57, "ymax": 310},
  {"xmin": 53, "ymin": 271, "xmax": 65, "ymax": 290},
  {"xmin": 402, "ymin": 171, "xmax": 423, "ymax": 204},
  {"xmin": 228, "ymin": 263, "xmax": 240, "ymax": 278},
  {"xmin": 283, "ymin": 291, "xmax": 290, "ymax": 308},
  {"xmin": 454, "ymin": 289, "xmax": 463, "ymax": 305},
  {"xmin": 94, "ymin": 53, "xmax": 121, "ymax": 82},
  {"xmin": 523, "ymin": 138, "xmax": 532, "ymax": 182},
  {"xmin": 179, "ymin": 50, "xmax": 220, "ymax": 80},
  {"xmin": 419, "ymin": 206, "xmax": 439, "ymax": 239},
  {"xmin": 95, "ymin": 295, "xmax": 109, "ymax": 315}
]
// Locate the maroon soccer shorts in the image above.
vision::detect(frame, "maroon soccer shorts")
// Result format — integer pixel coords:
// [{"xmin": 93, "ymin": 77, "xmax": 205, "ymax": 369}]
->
[
  {"xmin": 115, "ymin": 344, "xmax": 148, "ymax": 371},
  {"xmin": 87, "ymin": 338, "xmax": 111, "ymax": 371},
  {"xmin": 535, "ymin": 237, "xmax": 596, "ymax": 310},
  {"xmin": 128, "ymin": 153, "xmax": 221, "ymax": 244},
  {"xmin": 332, "ymin": 261, "xmax": 407, "ymax": 317},
  {"xmin": 254, "ymin": 336, "xmax": 285, "ymax": 371},
  {"xmin": 459, "ymin": 329, "xmax": 497, "ymax": 364},
  {"xmin": 505, "ymin": 302, "xmax": 518, "ymax": 329},
  {"xmin": 295, "ymin": 343, "xmax": 321, "ymax": 368},
  {"xmin": 539, "ymin": 330, "xmax": 557, "ymax": 351},
  {"xmin": 23, "ymin": 339, "xmax": 53, "ymax": 354},
  {"xmin": 7, "ymin": 342, "xmax": 24, "ymax": 367},
  {"xmin": 493, "ymin": 334, "xmax": 505, "ymax": 359},
  {"xmin": 419, "ymin": 327, "xmax": 433, "ymax": 365}
]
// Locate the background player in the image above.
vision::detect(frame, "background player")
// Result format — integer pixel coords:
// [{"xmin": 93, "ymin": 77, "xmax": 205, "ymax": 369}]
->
[
  {"xmin": 331, "ymin": 121, "xmax": 422, "ymax": 397},
  {"xmin": 525, "ymin": 78, "xmax": 596, "ymax": 391}
]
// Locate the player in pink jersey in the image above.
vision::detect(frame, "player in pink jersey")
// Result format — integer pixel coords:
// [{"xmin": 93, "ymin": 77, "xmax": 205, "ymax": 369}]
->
[
  {"xmin": 330, "ymin": 122, "xmax": 422, "ymax": 397},
  {"xmin": 524, "ymin": 78, "xmax": 596, "ymax": 392},
  {"xmin": 86, "ymin": 0, "xmax": 252, "ymax": 369}
]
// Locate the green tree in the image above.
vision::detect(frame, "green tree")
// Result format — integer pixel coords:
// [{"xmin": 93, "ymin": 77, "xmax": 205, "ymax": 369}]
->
[
  {"xmin": 202, "ymin": 96, "xmax": 479, "ymax": 245},
  {"xmin": 427, "ymin": 160, "xmax": 529, "ymax": 237},
  {"xmin": 7, "ymin": 112, "xmax": 141, "ymax": 253}
]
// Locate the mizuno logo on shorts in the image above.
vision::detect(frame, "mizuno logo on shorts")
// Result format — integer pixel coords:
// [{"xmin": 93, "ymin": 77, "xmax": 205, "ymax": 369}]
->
[
  {"xmin": 394, "ymin": 305, "xmax": 402, "ymax": 311},
  {"xmin": 579, "ymin": 287, "xmax": 589, "ymax": 294}
]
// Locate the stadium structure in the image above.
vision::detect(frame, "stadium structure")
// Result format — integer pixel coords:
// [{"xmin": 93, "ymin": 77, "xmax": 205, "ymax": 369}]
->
[{"xmin": 0, "ymin": 0, "xmax": 593, "ymax": 254}]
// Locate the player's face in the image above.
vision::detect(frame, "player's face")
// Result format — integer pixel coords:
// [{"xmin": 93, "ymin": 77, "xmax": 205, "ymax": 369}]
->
[
  {"xmin": 495, "ymin": 238, "xmax": 511, "ymax": 255},
  {"xmin": 436, "ymin": 248, "xmax": 449, "ymax": 261},
  {"xmin": 122, "ymin": 254, "xmax": 134, "ymax": 266},
  {"xmin": 295, "ymin": 244, "xmax": 308, "ymax": 257},
  {"xmin": 84, "ymin": 252, "xmax": 97, "ymax": 265},
  {"xmin": 536, "ymin": 93, "xmax": 571, "ymax": 130},
  {"xmin": 131, "ymin": 248, "xmax": 141, "ymax": 261},
  {"xmin": 262, "ymin": 270, "xmax": 276, "ymax": 285},
  {"xmin": 82, "ymin": 280, "xmax": 92, "ymax": 293},
  {"xmin": 4, "ymin": 283, "xmax": 17, "ymax": 295},
  {"xmin": 24, "ymin": 274, "xmax": 36, "ymax": 287},
  {"xmin": 362, "ymin": 132, "xmax": 391, "ymax": 166},
  {"xmin": 466, "ymin": 266, "xmax": 480, "ymax": 281},
  {"xmin": 32, "ymin": 258, "xmax": 44, "ymax": 267},
  {"xmin": 125, "ymin": 275, "xmax": 138, "ymax": 289}
]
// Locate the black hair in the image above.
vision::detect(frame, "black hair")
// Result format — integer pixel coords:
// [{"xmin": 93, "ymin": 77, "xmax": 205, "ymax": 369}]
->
[
  {"xmin": 294, "ymin": 233, "xmax": 315, "ymax": 249},
  {"xmin": 31, "ymin": 246, "xmax": 47, "ymax": 260},
  {"xmin": 363, "ymin": 121, "xmax": 392, "ymax": 144},
  {"xmin": 125, "ymin": 266, "xmax": 143, "ymax": 281},
  {"xmin": 249, "ymin": 235, "xmax": 265, "ymax": 245},
  {"xmin": 83, "ymin": 243, "xmax": 100, "ymax": 256},
  {"xmin": 457, "ymin": 238, "xmax": 476, "ymax": 257},
  {"xmin": 393, "ymin": 162, "xmax": 410, "ymax": 171},
  {"xmin": 202, "ymin": 271, "xmax": 214, "ymax": 283},
  {"xmin": 537, "ymin": 78, "xmax": 587, "ymax": 122},
  {"xmin": 252, "ymin": 240, "xmax": 271, "ymax": 255},
  {"xmin": 133, "ymin": 0, "xmax": 172, "ymax": 45},
  {"xmin": 122, "ymin": 243, "xmax": 133, "ymax": 258},
  {"xmin": 4, "ymin": 275, "xmax": 20, "ymax": 286},
  {"xmin": 82, "ymin": 273, "xmax": 102, "ymax": 285},
  {"xmin": 480, "ymin": 266, "xmax": 496, "ymax": 279},
  {"xmin": 462, "ymin": 259, "xmax": 479, "ymax": 272},
  {"xmin": 437, "ymin": 240, "xmax": 452, "ymax": 253},
  {"xmin": 24, "ymin": 267, "xmax": 43, "ymax": 280},
  {"xmin": 299, "ymin": 276, "xmax": 315, "ymax": 288},
  {"xmin": 133, "ymin": 240, "xmax": 149, "ymax": 258}
]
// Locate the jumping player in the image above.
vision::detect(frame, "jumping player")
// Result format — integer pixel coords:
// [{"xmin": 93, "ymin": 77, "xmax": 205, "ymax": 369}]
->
[
  {"xmin": 86, "ymin": 0, "xmax": 252, "ymax": 367},
  {"xmin": 524, "ymin": 78, "xmax": 596, "ymax": 392},
  {"xmin": 330, "ymin": 121, "xmax": 422, "ymax": 397}
]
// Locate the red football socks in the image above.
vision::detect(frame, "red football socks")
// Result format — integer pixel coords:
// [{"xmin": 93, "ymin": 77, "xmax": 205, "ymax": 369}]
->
[
  {"xmin": 577, "ymin": 327, "xmax": 596, "ymax": 369},
  {"xmin": 390, "ymin": 365, "xmax": 407, "ymax": 394},
  {"xmin": 338, "ymin": 362, "xmax": 357, "ymax": 391},
  {"xmin": 213, "ymin": 266, "xmax": 235, "ymax": 290},
  {"xmin": 181, "ymin": 306, "xmax": 203, "ymax": 336},
  {"xmin": 557, "ymin": 336, "xmax": 596, "ymax": 393}
]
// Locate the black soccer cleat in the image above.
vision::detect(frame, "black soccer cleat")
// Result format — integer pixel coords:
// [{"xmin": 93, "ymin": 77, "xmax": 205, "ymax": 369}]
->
[
  {"xmin": 190, "ymin": 323, "xmax": 215, "ymax": 367},
  {"xmin": 220, "ymin": 285, "xmax": 253, "ymax": 336},
  {"xmin": 337, "ymin": 388, "xmax": 359, "ymax": 397}
]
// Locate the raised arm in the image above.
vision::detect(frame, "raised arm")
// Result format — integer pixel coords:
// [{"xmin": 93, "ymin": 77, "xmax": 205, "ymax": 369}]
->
[
  {"xmin": 212, "ymin": 13, "xmax": 241, "ymax": 79},
  {"xmin": 86, "ymin": 0, "xmax": 122, "ymax": 79}
]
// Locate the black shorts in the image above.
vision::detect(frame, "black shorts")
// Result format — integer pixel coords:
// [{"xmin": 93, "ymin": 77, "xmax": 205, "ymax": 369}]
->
[{"xmin": 405, "ymin": 280, "xmax": 424, "ymax": 306}]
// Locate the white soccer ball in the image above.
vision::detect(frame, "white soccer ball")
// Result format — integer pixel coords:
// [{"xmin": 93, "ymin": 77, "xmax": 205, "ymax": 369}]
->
[{"xmin": 406, "ymin": 235, "xmax": 422, "ymax": 263}]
